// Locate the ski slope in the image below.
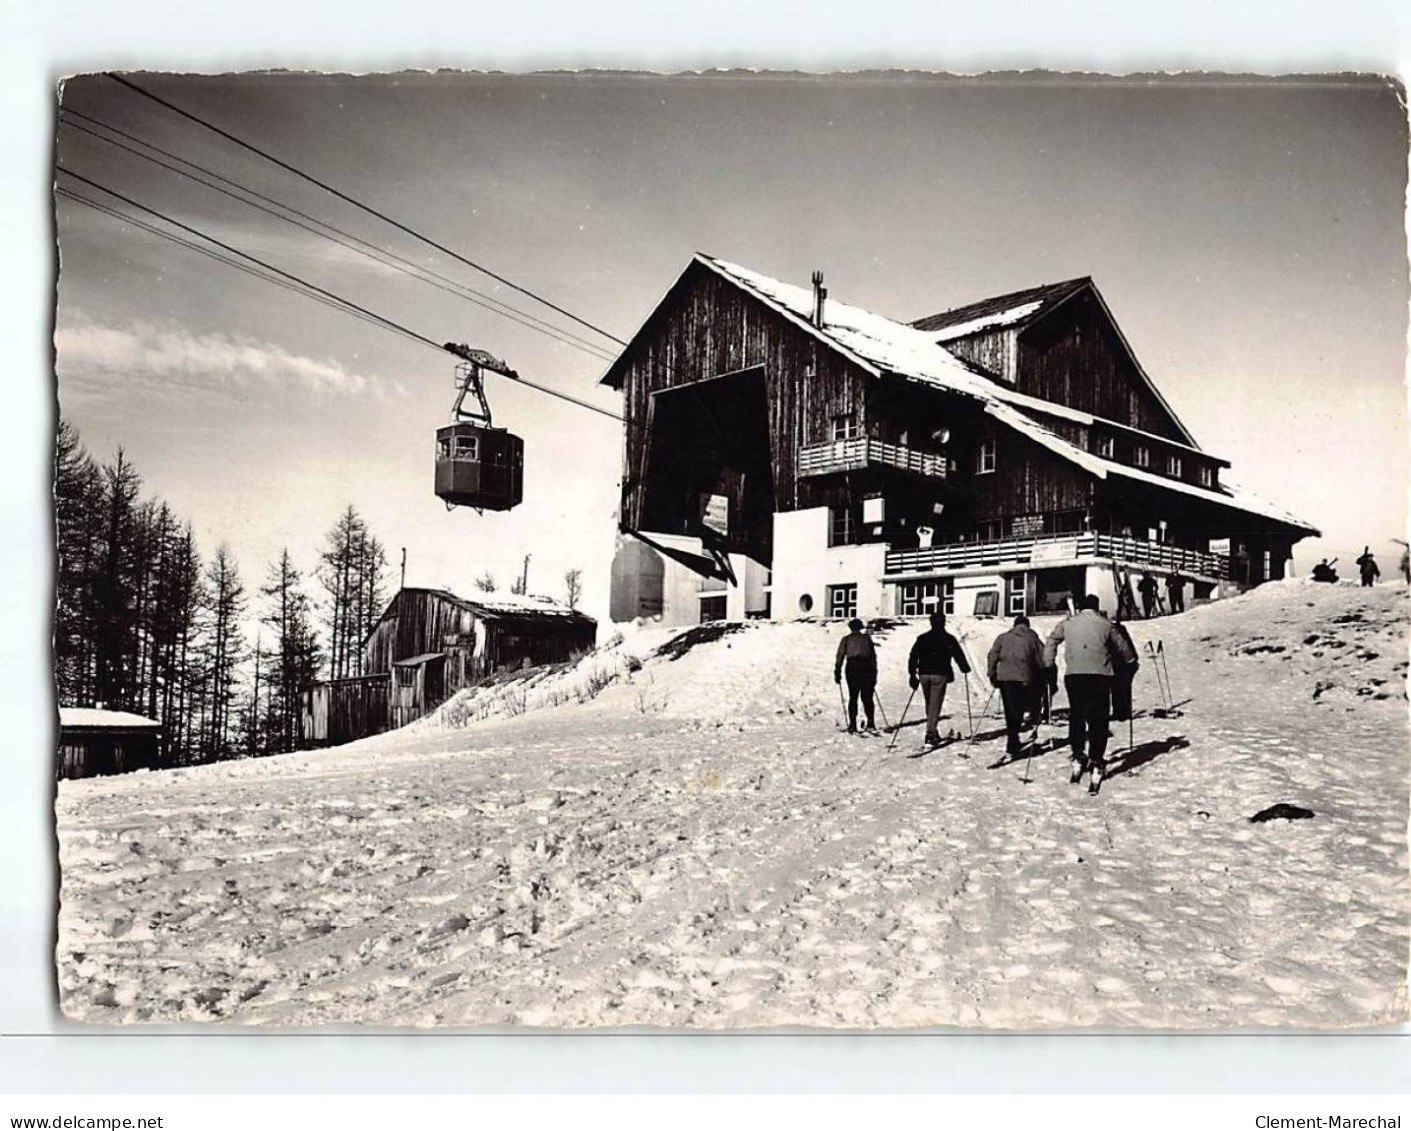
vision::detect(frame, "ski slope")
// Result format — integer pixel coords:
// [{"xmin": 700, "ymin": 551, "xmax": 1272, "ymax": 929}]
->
[{"xmin": 56, "ymin": 580, "xmax": 1409, "ymax": 1028}]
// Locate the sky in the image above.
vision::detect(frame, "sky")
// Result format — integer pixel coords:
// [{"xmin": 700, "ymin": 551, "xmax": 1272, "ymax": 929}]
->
[{"xmin": 53, "ymin": 71, "xmax": 1409, "ymax": 629}]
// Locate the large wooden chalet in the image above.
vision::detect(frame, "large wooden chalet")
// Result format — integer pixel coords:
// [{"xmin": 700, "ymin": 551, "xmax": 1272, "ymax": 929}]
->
[{"xmin": 603, "ymin": 255, "xmax": 1318, "ymax": 625}]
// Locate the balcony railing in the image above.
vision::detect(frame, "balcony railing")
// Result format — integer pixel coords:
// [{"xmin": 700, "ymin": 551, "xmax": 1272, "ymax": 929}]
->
[
  {"xmin": 797, "ymin": 438, "xmax": 948, "ymax": 479},
  {"xmin": 885, "ymin": 532, "xmax": 1230, "ymax": 579}
]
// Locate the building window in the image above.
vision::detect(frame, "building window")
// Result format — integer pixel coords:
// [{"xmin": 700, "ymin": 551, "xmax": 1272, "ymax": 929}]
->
[
  {"xmin": 699, "ymin": 595, "xmax": 727, "ymax": 623},
  {"xmin": 827, "ymin": 584, "xmax": 858, "ymax": 620},
  {"xmin": 1198, "ymin": 465, "xmax": 1214, "ymax": 488},
  {"xmin": 1263, "ymin": 550, "xmax": 1272, "ymax": 580},
  {"xmin": 977, "ymin": 519, "xmax": 1004, "ymax": 541},
  {"xmin": 1097, "ymin": 435, "xmax": 1115, "ymax": 459},
  {"xmin": 976, "ymin": 439, "xmax": 997, "ymax": 475},
  {"xmin": 1134, "ymin": 445, "xmax": 1150, "ymax": 469},
  {"xmin": 831, "ymin": 413, "xmax": 858, "ymax": 441},
  {"xmin": 900, "ymin": 580, "xmax": 952, "ymax": 616},
  {"xmin": 828, "ymin": 504, "xmax": 856, "ymax": 547},
  {"xmin": 1006, "ymin": 573, "xmax": 1026, "ymax": 616},
  {"xmin": 1167, "ymin": 454, "xmax": 1183, "ymax": 478}
]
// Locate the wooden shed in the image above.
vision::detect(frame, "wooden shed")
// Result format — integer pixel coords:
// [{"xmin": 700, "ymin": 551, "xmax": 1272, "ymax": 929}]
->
[
  {"xmin": 299, "ymin": 587, "xmax": 597, "ymax": 747},
  {"xmin": 57, "ymin": 707, "xmax": 161, "ymax": 780}
]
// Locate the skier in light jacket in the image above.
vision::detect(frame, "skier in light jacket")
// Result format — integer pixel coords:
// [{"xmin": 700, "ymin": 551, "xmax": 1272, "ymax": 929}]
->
[{"xmin": 1043, "ymin": 594, "xmax": 1139, "ymax": 794}]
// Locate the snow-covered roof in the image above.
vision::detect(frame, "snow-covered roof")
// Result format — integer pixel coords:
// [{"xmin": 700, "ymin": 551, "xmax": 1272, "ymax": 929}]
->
[
  {"xmin": 59, "ymin": 707, "xmax": 160, "ymax": 730},
  {"xmin": 606, "ymin": 255, "xmax": 1312, "ymax": 532},
  {"xmin": 986, "ymin": 402, "xmax": 1319, "ymax": 534},
  {"xmin": 385, "ymin": 587, "xmax": 594, "ymax": 624},
  {"xmin": 910, "ymin": 276, "xmax": 1091, "ymax": 340}
]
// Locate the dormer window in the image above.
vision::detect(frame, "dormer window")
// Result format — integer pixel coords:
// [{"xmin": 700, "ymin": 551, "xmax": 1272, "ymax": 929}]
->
[
  {"xmin": 1198, "ymin": 465, "xmax": 1214, "ymax": 488},
  {"xmin": 976, "ymin": 438, "xmax": 997, "ymax": 475},
  {"xmin": 1097, "ymin": 435, "xmax": 1115, "ymax": 459},
  {"xmin": 1134, "ymin": 444, "xmax": 1150, "ymax": 469},
  {"xmin": 1167, "ymin": 454, "xmax": 1183, "ymax": 478}
]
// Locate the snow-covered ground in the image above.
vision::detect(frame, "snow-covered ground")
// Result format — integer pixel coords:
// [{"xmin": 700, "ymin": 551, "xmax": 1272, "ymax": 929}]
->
[{"xmin": 56, "ymin": 580, "xmax": 1409, "ymax": 1028}]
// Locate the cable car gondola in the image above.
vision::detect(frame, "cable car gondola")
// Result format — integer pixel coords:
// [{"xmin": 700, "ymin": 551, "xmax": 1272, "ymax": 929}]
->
[{"xmin": 434, "ymin": 343, "xmax": 524, "ymax": 512}]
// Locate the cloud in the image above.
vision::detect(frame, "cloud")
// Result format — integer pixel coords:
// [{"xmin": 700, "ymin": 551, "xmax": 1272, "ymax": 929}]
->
[{"xmin": 55, "ymin": 319, "xmax": 405, "ymax": 402}]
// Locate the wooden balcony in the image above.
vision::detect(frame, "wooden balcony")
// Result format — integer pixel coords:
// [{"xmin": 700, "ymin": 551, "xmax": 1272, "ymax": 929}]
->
[
  {"xmin": 885, "ymin": 532, "xmax": 1230, "ymax": 580},
  {"xmin": 797, "ymin": 437, "xmax": 948, "ymax": 480}
]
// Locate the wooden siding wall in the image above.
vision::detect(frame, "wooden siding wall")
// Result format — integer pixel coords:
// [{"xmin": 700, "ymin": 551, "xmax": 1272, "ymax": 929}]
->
[
  {"xmin": 301, "ymin": 675, "xmax": 389, "ymax": 748},
  {"xmin": 364, "ymin": 591, "xmax": 472, "ymax": 674},
  {"xmin": 944, "ymin": 330, "xmax": 1019, "ymax": 383},
  {"xmin": 972, "ymin": 427, "xmax": 1094, "ymax": 522},
  {"xmin": 486, "ymin": 618, "xmax": 597, "ymax": 673},
  {"xmin": 57, "ymin": 731, "xmax": 159, "ymax": 780},
  {"xmin": 1014, "ymin": 290, "xmax": 1186, "ymax": 442},
  {"xmin": 616, "ymin": 262, "xmax": 874, "ymax": 532}
]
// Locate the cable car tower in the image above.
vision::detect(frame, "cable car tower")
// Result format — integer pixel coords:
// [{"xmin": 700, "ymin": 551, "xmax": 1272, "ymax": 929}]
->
[{"xmin": 434, "ymin": 343, "xmax": 525, "ymax": 512}]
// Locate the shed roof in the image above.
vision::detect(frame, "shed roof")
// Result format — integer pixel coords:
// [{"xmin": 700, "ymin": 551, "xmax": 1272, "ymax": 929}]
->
[
  {"xmin": 910, "ymin": 276, "xmax": 1091, "ymax": 340},
  {"xmin": 378, "ymin": 587, "xmax": 596, "ymax": 625},
  {"xmin": 392, "ymin": 651, "xmax": 446, "ymax": 667},
  {"xmin": 59, "ymin": 707, "xmax": 161, "ymax": 731}
]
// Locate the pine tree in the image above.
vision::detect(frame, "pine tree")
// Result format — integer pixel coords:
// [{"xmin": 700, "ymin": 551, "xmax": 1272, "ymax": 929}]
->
[
  {"xmin": 198, "ymin": 545, "xmax": 248, "ymax": 763},
  {"xmin": 261, "ymin": 549, "xmax": 321, "ymax": 754},
  {"xmin": 564, "ymin": 568, "xmax": 583, "ymax": 610}
]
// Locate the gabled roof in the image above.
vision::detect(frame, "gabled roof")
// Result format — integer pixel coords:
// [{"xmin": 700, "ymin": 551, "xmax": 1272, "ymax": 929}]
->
[
  {"xmin": 601, "ymin": 255, "xmax": 1316, "ymax": 536},
  {"xmin": 910, "ymin": 277, "xmax": 1091, "ymax": 340}
]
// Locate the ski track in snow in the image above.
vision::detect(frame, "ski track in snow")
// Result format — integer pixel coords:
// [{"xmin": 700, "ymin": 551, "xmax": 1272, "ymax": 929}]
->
[{"xmin": 56, "ymin": 581, "xmax": 1409, "ymax": 1028}]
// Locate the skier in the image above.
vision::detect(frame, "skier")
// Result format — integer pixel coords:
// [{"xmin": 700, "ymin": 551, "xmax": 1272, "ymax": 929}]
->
[
  {"xmin": 1109, "ymin": 615, "xmax": 1139, "ymax": 724},
  {"xmin": 986, "ymin": 614, "xmax": 1045, "ymax": 756},
  {"xmin": 1165, "ymin": 570, "xmax": 1186, "ymax": 614},
  {"xmin": 907, "ymin": 611, "xmax": 972, "ymax": 747},
  {"xmin": 1399, "ymin": 541, "xmax": 1410, "ymax": 584},
  {"xmin": 1137, "ymin": 571, "xmax": 1160, "ymax": 619},
  {"xmin": 834, "ymin": 618, "xmax": 879, "ymax": 733},
  {"xmin": 1356, "ymin": 546, "xmax": 1380, "ymax": 588},
  {"xmin": 1311, "ymin": 558, "xmax": 1338, "ymax": 583},
  {"xmin": 1042, "ymin": 594, "xmax": 1139, "ymax": 795}
]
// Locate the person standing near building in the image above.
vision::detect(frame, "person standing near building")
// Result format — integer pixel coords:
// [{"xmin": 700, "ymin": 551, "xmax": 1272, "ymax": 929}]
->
[
  {"xmin": 1043, "ymin": 594, "xmax": 1139, "ymax": 795},
  {"xmin": 1137, "ymin": 571, "xmax": 1160, "ymax": 618},
  {"xmin": 834, "ymin": 618, "xmax": 878, "ymax": 734},
  {"xmin": 1165, "ymin": 571, "xmax": 1186, "ymax": 614},
  {"xmin": 986, "ymin": 614, "xmax": 1046, "ymax": 756},
  {"xmin": 1356, "ymin": 546, "xmax": 1380, "ymax": 588},
  {"xmin": 908, "ymin": 611, "xmax": 972, "ymax": 747}
]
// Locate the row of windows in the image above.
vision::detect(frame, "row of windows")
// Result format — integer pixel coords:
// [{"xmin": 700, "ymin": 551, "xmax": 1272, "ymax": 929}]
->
[{"xmin": 1097, "ymin": 435, "xmax": 1214, "ymax": 486}]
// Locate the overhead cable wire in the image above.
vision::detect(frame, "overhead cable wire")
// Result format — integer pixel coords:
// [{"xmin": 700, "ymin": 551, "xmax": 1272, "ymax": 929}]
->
[
  {"xmin": 105, "ymin": 73, "xmax": 630, "ymax": 347},
  {"xmin": 56, "ymin": 166, "xmax": 632, "ymax": 427},
  {"xmin": 58, "ymin": 109, "xmax": 617, "ymax": 363}
]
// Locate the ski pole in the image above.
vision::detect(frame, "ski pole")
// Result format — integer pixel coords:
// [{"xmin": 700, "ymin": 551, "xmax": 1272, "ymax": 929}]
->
[
  {"xmin": 875, "ymin": 693, "xmax": 892, "ymax": 735},
  {"xmin": 836, "ymin": 679, "xmax": 849, "ymax": 729},
  {"xmin": 1158, "ymin": 640, "xmax": 1175, "ymax": 706},
  {"xmin": 967, "ymin": 687, "xmax": 996, "ymax": 743},
  {"xmin": 887, "ymin": 686, "xmax": 917, "ymax": 753},
  {"xmin": 963, "ymin": 670, "xmax": 974, "ymax": 736}
]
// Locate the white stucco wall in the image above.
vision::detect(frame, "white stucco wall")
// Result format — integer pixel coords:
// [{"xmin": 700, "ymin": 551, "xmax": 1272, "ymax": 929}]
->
[
  {"xmin": 771, "ymin": 508, "xmax": 889, "ymax": 620},
  {"xmin": 950, "ymin": 572, "xmax": 1003, "ymax": 617},
  {"xmin": 1085, "ymin": 564, "xmax": 1119, "ymax": 615}
]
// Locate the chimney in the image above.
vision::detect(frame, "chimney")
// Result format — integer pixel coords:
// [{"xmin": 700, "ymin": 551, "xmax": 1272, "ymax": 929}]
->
[{"xmin": 811, "ymin": 270, "xmax": 827, "ymax": 328}]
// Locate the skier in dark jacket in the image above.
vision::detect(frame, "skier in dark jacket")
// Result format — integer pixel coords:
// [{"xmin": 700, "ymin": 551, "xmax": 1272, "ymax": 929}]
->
[
  {"xmin": 986, "ymin": 614, "xmax": 1045, "ymax": 755},
  {"xmin": 1165, "ymin": 571, "xmax": 1186, "ymax": 614},
  {"xmin": 1043, "ymin": 594, "xmax": 1139, "ymax": 794},
  {"xmin": 908, "ymin": 611, "xmax": 971, "ymax": 746},
  {"xmin": 1109, "ymin": 616, "xmax": 1139, "ymax": 723},
  {"xmin": 1356, "ymin": 547, "xmax": 1380, "ymax": 588},
  {"xmin": 834, "ymin": 618, "xmax": 878, "ymax": 733},
  {"xmin": 1137, "ymin": 571, "xmax": 1160, "ymax": 618}
]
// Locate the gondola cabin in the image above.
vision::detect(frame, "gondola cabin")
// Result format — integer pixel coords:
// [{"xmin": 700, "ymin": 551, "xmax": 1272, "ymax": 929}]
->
[{"xmin": 434, "ymin": 422, "xmax": 524, "ymax": 511}]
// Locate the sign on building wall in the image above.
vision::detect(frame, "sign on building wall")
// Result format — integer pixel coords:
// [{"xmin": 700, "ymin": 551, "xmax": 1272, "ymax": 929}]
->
[
  {"xmin": 1011, "ymin": 513, "xmax": 1044, "ymax": 537},
  {"xmin": 863, "ymin": 495, "xmax": 885, "ymax": 525},
  {"xmin": 701, "ymin": 493, "xmax": 730, "ymax": 537},
  {"xmin": 1032, "ymin": 538, "xmax": 1080, "ymax": 563}
]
